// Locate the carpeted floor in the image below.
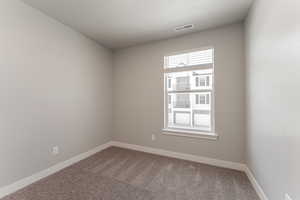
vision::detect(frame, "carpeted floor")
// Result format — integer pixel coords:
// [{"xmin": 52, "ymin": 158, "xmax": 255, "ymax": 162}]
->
[{"xmin": 1, "ymin": 147, "xmax": 259, "ymax": 200}]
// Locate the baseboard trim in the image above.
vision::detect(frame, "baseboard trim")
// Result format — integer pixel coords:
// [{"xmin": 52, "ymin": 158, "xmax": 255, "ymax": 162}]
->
[
  {"xmin": 0, "ymin": 141, "xmax": 112, "ymax": 199},
  {"xmin": 0, "ymin": 141, "xmax": 268, "ymax": 200},
  {"xmin": 244, "ymin": 166, "xmax": 269, "ymax": 200},
  {"xmin": 111, "ymin": 141, "xmax": 270, "ymax": 200},
  {"xmin": 110, "ymin": 141, "xmax": 245, "ymax": 171}
]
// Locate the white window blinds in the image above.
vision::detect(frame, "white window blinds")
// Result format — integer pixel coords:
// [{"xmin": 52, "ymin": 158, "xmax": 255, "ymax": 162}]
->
[{"xmin": 165, "ymin": 49, "xmax": 213, "ymax": 68}]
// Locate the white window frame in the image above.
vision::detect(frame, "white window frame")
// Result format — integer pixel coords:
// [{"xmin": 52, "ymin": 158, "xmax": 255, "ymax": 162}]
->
[{"xmin": 162, "ymin": 47, "xmax": 217, "ymax": 140}]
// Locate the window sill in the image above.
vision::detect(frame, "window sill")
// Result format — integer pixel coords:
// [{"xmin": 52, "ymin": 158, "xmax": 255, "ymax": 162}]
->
[{"xmin": 162, "ymin": 128, "xmax": 218, "ymax": 140}]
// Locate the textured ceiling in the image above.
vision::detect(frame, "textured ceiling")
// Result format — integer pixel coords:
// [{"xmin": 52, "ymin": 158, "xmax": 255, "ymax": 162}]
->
[{"xmin": 22, "ymin": 0, "xmax": 253, "ymax": 49}]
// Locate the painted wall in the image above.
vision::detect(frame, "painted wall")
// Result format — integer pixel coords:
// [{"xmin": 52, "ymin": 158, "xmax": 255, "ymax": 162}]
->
[
  {"xmin": 0, "ymin": 0, "xmax": 112, "ymax": 187},
  {"xmin": 113, "ymin": 23, "xmax": 246, "ymax": 163},
  {"xmin": 245, "ymin": 0, "xmax": 300, "ymax": 199}
]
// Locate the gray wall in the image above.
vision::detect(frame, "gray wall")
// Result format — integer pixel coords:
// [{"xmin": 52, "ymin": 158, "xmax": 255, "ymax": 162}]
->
[
  {"xmin": 245, "ymin": 0, "xmax": 300, "ymax": 199},
  {"xmin": 113, "ymin": 23, "xmax": 246, "ymax": 163},
  {"xmin": 0, "ymin": 0, "xmax": 112, "ymax": 187}
]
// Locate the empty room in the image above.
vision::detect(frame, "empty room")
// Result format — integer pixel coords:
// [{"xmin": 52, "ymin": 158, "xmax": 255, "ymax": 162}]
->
[{"xmin": 0, "ymin": 0, "xmax": 299, "ymax": 199}]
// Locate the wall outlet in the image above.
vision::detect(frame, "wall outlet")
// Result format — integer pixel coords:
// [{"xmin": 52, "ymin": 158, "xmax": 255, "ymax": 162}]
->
[
  {"xmin": 151, "ymin": 134, "xmax": 156, "ymax": 141},
  {"xmin": 285, "ymin": 194, "xmax": 293, "ymax": 200},
  {"xmin": 52, "ymin": 146, "xmax": 59, "ymax": 155}
]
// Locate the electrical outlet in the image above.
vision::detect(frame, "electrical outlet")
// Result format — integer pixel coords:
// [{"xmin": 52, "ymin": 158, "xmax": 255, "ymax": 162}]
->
[
  {"xmin": 285, "ymin": 194, "xmax": 293, "ymax": 200},
  {"xmin": 52, "ymin": 146, "xmax": 59, "ymax": 155},
  {"xmin": 151, "ymin": 134, "xmax": 156, "ymax": 141}
]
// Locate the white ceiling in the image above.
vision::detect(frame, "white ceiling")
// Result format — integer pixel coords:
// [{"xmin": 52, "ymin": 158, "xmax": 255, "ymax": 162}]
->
[{"xmin": 22, "ymin": 0, "xmax": 253, "ymax": 49}]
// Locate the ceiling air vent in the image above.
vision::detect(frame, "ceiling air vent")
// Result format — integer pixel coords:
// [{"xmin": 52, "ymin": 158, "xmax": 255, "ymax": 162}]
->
[{"xmin": 174, "ymin": 24, "xmax": 194, "ymax": 32}]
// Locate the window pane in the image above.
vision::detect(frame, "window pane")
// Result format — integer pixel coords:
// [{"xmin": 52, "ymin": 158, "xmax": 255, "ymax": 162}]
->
[
  {"xmin": 193, "ymin": 92, "xmax": 211, "ymax": 110},
  {"xmin": 174, "ymin": 111, "xmax": 190, "ymax": 126},
  {"xmin": 166, "ymin": 69, "xmax": 213, "ymax": 92},
  {"xmin": 176, "ymin": 76, "xmax": 190, "ymax": 90},
  {"xmin": 175, "ymin": 93, "xmax": 190, "ymax": 108},
  {"xmin": 193, "ymin": 110, "xmax": 211, "ymax": 131},
  {"xmin": 164, "ymin": 48, "xmax": 214, "ymax": 133},
  {"xmin": 167, "ymin": 92, "xmax": 211, "ymax": 131}
]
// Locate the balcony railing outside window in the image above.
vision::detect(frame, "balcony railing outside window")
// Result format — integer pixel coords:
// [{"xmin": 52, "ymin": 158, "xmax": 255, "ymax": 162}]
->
[
  {"xmin": 173, "ymin": 83, "xmax": 190, "ymax": 91},
  {"xmin": 174, "ymin": 100, "xmax": 190, "ymax": 108}
]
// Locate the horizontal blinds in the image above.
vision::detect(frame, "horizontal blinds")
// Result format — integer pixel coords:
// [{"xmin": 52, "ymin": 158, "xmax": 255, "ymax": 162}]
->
[{"xmin": 165, "ymin": 49, "xmax": 213, "ymax": 68}]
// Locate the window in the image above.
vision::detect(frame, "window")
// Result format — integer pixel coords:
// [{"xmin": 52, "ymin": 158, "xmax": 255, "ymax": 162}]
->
[
  {"xmin": 199, "ymin": 77, "xmax": 206, "ymax": 86},
  {"xmin": 164, "ymin": 48, "xmax": 215, "ymax": 134},
  {"xmin": 168, "ymin": 95, "xmax": 172, "ymax": 104},
  {"xmin": 168, "ymin": 78, "xmax": 172, "ymax": 89},
  {"xmin": 195, "ymin": 75, "xmax": 210, "ymax": 87},
  {"xmin": 199, "ymin": 94, "xmax": 206, "ymax": 104},
  {"xmin": 196, "ymin": 93, "xmax": 210, "ymax": 105},
  {"xmin": 176, "ymin": 76, "xmax": 190, "ymax": 90},
  {"xmin": 175, "ymin": 94, "xmax": 190, "ymax": 108},
  {"xmin": 195, "ymin": 94, "xmax": 207, "ymax": 105},
  {"xmin": 195, "ymin": 77, "xmax": 199, "ymax": 87},
  {"xmin": 195, "ymin": 94, "xmax": 199, "ymax": 104}
]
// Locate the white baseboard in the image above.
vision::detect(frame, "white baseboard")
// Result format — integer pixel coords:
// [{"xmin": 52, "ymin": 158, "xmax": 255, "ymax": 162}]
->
[
  {"xmin": 0, "ymin": 142, "xmax": 112, "ymax": 199},
  {"xmin": 244, "ymin": 166, "xmax": 269, "ymax": 200},
  {"xmin": 0, "ymin": 140, "xmax": 268, "ymax": 200},
  {"xmin": 110, "ymin": 141, "xmax": 245, "ymax": 171},
  {"xmin": 112, "ymin": 141, "xmax": 270, "ymax": 200}
]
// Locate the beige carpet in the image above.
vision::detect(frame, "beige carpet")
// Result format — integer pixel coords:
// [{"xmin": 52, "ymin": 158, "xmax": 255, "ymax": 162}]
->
[{"xmin": 2, "ymin": 147, "xmax": 259, "ymax": 200}]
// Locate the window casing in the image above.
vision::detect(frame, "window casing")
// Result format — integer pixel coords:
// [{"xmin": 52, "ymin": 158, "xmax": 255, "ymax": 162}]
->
[{"xmin": 164, "ymin": 48, "xmax": 215, "ymax": 134}]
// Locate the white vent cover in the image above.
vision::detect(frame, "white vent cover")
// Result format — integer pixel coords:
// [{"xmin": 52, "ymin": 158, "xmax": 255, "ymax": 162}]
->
[{"xmin": 174, "ymin": 24, "xmax": 194, "ymax": 31}]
